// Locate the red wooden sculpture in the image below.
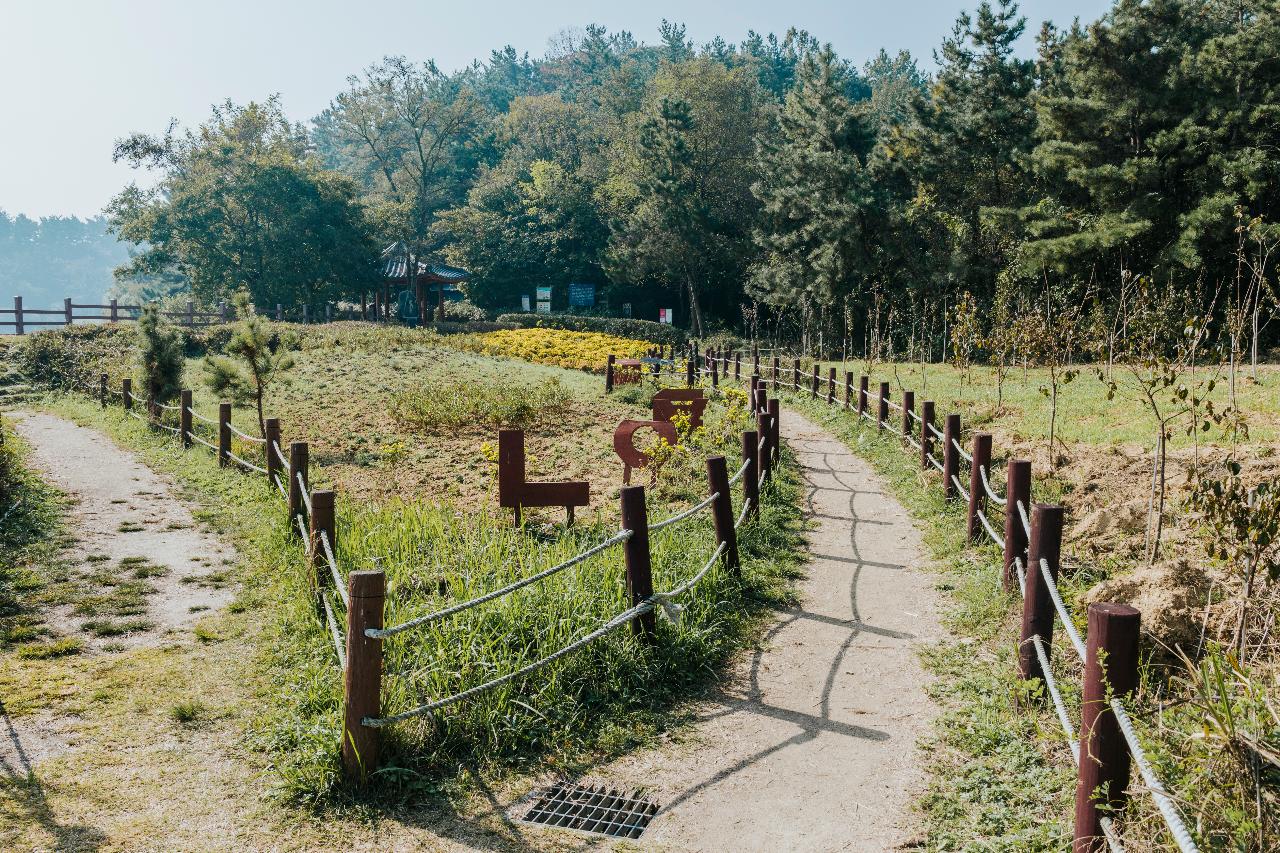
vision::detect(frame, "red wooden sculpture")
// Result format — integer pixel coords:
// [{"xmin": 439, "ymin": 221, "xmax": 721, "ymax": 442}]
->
[
  {"xmin": 652, "ymin": 388, "xmax": 707, "ymax": 428},
  {"xmin": 613, "ymin": 419, "xmax": 679, "ymax": 484},
  {"xmin": 497, "ymin": 429, "xmax": 590, "ymax": 524}
]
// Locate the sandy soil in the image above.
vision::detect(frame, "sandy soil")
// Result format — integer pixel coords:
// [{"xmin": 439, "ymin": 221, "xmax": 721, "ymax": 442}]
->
[{"xmin": 544, "ymin": 407, "xmax": 946, "ymax": 852}]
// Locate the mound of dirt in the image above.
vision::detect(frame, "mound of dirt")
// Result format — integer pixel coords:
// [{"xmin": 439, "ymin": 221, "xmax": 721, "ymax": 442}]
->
[
  {"xmin": 1071, "ymin": 500, "xmax": 1147, "ymax": 542},
  {"xmin": 1084, "ymin": 556, "xmax": 1218, "ymax": 654}
]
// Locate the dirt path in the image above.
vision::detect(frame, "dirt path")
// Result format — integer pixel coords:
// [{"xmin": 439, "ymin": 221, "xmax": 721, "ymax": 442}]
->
[
  {"xmin": 8, "ymin": 411, "xmax": 236, "ymax": 654},
  {"xmin": 577, "ymin": 408, "xmax": 945, "ymax": 852}
]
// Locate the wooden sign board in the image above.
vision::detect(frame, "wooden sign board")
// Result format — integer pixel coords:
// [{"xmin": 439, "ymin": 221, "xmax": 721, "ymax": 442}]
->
[{"xmin": 652, "ymin": 388, "xmax": 707, "ymax": 429}]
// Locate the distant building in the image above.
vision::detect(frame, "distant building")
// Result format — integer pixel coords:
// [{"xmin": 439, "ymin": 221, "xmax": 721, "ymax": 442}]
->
[{"xmin": 379, "ymin": 241, "xmax": 471, "ymax": 321}]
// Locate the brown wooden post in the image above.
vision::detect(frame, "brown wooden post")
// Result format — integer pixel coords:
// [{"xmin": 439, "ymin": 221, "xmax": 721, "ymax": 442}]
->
[
  {"xmin": 275, "ymin": 304, "xmax": 283, "ymax": 321},
  {"xmin": 754, "ymin": 384, "xmax": 766, "ymax": 416},
  {"xmin": 735, "ymin": 352, "xmax": 742, "ymax": 382},
  {"xmin": 620, "ymin": 485, "xmax": 656, "ymax": 641},
  {"xmin": 1003, "ymin": 459, "xmax": 1032, "ymax": 592},
  {"xmin": 792, "ymin": 358, "xmax": 801, "ymax": 389},
  {"xmin": 341, "ymin": 569, "xmax": 384, "ymax": 783},
  {"xmin": 967, "ymin": 433, "xmax": 993, "ymax": 543},
  {"xmin": 771, "ymin": 355, "xmax": 779, "ymax": 387},
  {"xmin": 826, "ymin": 367, "xmax": 836, "ymax": 404},
  {"xmin": 742, "ymin": 430, "xmax": 759, "ymax": 519},
  {"xmin": 121, "ymin": 377, "xmax": 132, "ymax": 410},
  {"xmin": 1018, "ymin": 504, "xmax": 1064, "ymax": 683},
  {"xmin": 12, "ymin": 296, "xmax": 21, "ymax": 336},
  {"xmin": 302, "ymin": 303, "xmax": 309, "ymax": 325},
  {"xmin": 709, "ymin": 354, "xmax": 719, "ymax": 387},
  {"xmin": 309, "ymin": 489, "xmax": 336, "ymax": 597},
  {"xmin": 187, "ymin": 300, "xmax": 196, "ymax": 327},
  {"xmin": 807, "ymin": 363, "xmax": 817, "ymax": 398},
  {"xmin": 858, "ymin": 375, "xmax": 869, "ymax": 418},
  {"xmin": 753, "ymin": 350, "xmax": 760, "ymax": 377},
  {"xmin": 901, "ymin": 390, "xmax": 915, "ymax": 439},
  {"xmin": 1073, "ymin": 603, "xmax": 1141, "ymax": 853},
  {"xmin": 686, "ymin": 357, "xmax": 695, "ymax": 387},
  {"xmin": 942, "ymin": 413, "xmax": 961, "ymax": 500},
  {"xmin": 265, "ymin": 417, "xmax": 281, "ymax": 484},
  {"xmin": 706, "ymin": 456, "xmax": 740, "ymax": 575},
  {"xmin": 757, "ymin": 411, "xmax": 772, "ymax": 483},
  {"xmin": 99, "ymin": 373, "xmax": 108, "ymax": 409},
  {"xmin": 605, "ymin": 354, "xmax": 616, "ymax": 393},
  {"xmin": 109, "ymin": 298, "xmax": 119, "ymax": 323},
  {"xmin": 179, "ymin": 390, "xmax": 192, "ymax": 448},
  {"xmin": 64, "ymin": 297, "xmax": 73, "ymax": 327},
  {"xmin": 920, "ymin": 400, "xmax": 935, "ymax": 469},
  {"xmin": 768, "ymin": 398, "xmax": 781, "ymax": 462},
  {"xmin": 844, "ymin": 371, "xmax": 854, "ymax": 409},
  {"xmin": 217, "ymin": 403, "xmax": 231, "ymax": 466},
  {"xmin": 288, "ymin": 441, "xmax": 309, "ymax": 520},
  {"xmin": 877, "ymin": 381, "xmax": 890, "ymax": 429}
]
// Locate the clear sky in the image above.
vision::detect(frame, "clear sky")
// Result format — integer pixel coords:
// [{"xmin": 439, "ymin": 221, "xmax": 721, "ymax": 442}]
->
[{"xmin": 0, "ymin": 0, "xmax": 1112, "ymax": 220}]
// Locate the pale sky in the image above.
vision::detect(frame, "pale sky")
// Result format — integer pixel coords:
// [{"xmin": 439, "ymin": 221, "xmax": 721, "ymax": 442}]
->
[{"xmin": 0, "ymin": 0, "xmax": 1113, "ymax": 220}]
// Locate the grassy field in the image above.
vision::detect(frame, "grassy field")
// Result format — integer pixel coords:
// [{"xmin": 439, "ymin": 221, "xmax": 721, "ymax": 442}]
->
[{"xmin": 0, "ymin": 325, "xmax": 808, "ymax": 849}]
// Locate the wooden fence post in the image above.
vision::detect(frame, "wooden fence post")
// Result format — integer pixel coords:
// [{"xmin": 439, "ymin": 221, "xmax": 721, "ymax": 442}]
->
[
  {"xmin": 1003, "ymin": 459, "xmax": 1032, "ymax": 592},
  {"xmin": 121, "ymin": 377, "xmax": 132, "ymax": 410},
  {"xmin": 1018, "ymin": 504, "xmax": 1064, "ymax": 683},
  {"xmin": 706, "ymin": 456, "xmax": 740, "ymax": 575},
  {"xmin": 109, "ymin": 298, "xmax": 118, "ymax": 323},
  {"xmin": 341, "ymin": 569, "xmax": 384, "ymax": 783},
  {"xmin": 180, "ymin": 390, "xmax": 192, "ymax": 448},
  {"xmin": 757, "ymin": 411, "xmax": 772, "ymax": 483},
  {"xmin": 810, "ymin": 363, "xmax": 819, "ymax": 398},
  {"xmin": 620, "ymin": 485, "xmax": 656, "ymax": 641},
  {"xmin": 265, "ymin": 417, "xmax": 281, "ymax": 484},
  {"xmin": 302, "ymin": 303, "xmax": 309, "ymax": 325},
  {"xmin": 792, "ymin": 358, "xmax": 800, "ymax": 390},
  {"xmin": 768, "ymin": 398, "xmax": 781, "ymax": 462},
  {"xmin": 844, "ymin": 371, "xmax": 854, "ymax": 409},
  {"xmin": 187, "ymin": 300, "xmax": 196, "ymax": 327},
  {"xmin": 742, "ymin": 430, "xmax": 759, "ymax": 519},
  {"xmin": 1073, "ymin": 603, "xmax": 1141, "ymax": 853},
  {"xmin": 753, "ymin": 350, "xmax": 760, "ymax": 377},
  {"xmin": 967, "ymin": 433, "xmax": 993, "ymax": 543},
  {"xmin": 920, "ymin": 400, "xmax": 935, "ymax": 470},
  {"xmin": 686, "ymin": 357, "xmax": 695, "ymax": 387},
  {"xmin": 858, "ymin": 375, "xmax": 869, "ymax": 418},
  {"xmin": 877, "ymin": 381, "xmax": 890, "ymax": 429},
  {"xmin": 309, "ymin": 490, "xmax": 336, "ymax": 598},
  {"xmin": 735, "ymin": 352, "xmax": 742, "ymax": 382},
  {"xmin": 606, "ymin": 354, "xmax": 615, "ymax": 393},
  {"xmin": 942, "ymin": 414, "xmax": 961, "ymax": 500},
  {"xmin": 99, "ymin": 373, "xmax": 108, "ymax": 409},
  {"xmin": 217, "ymin": 403, "xmax": 232, "ymax": 467},
  {"xmin": 710, "ymin": 354, "xmax": 718, "ymax": 387},
  {"xmin": 288, "ymin": 441, "xmax": 309, "ymax": 521},
  {"xmin": 901, "ymin": 390, "xmax": 915, "ymax": 439},
  {"xmin": 12, "ymin": 296, "xmax": 21, "ymax": 336},
  {"xmin": 64, "ymin": 297, "xmax": 73, "ymax": 328},
  {"xmin": 826, "ymin": 367, "xmax": 836, "ymax": 404},
  {"xmin": 771, "ymin": 356, "xmax": 779, "ymax": 387},
  {"xmin": 276, "ymin": 304, "xmax": 283, "ymax": 321},
  {"xmin": 754, "ymin": 385, "xmax": 767, "ymax": 417}
]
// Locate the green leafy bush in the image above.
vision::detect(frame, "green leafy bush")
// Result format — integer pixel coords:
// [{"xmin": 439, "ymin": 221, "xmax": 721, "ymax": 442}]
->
[
  {"xmin": 495, "ymin": 313, "xmax": 687, "ymax": 346},
  {"xmin": 390, "ymin": 375, "xmax": 572, "ymax": 431}
]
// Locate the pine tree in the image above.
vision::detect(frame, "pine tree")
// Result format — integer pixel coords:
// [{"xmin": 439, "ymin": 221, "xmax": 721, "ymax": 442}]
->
[
  {"xmin": 203, "ymin": 291, "xmax": 295, "ymax": 437},
  {"xmin": 135, "ymin": 304, "xmax": 184, "ymax": 418}
]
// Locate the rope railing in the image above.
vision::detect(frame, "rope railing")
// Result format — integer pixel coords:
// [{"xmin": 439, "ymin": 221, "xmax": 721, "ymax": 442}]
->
[
  {"xmin": 735, "ymin": 497, "xmax": 753, "ymax": 529},
  {"xmin": 226, "ymin": 449, "xmax": 267, "ymax": 475},
  {"xmin": 272, "ymin": 440, "xmax": 290, "ymax": 472},
  {"xmin": 728, "ymin": 458, "xmax": 750, "ymax": 486},
  {"xmin": 322, "ymin": 591, "xmax": 347, "ymax": 669},
  {"xmin": 272, "ymin": 472, "xmax": 288, "ymax": 501},
  {"xmin": 1014, "ymin": 556, "xmax": 1027, "ymax": 597},
  {"xmin": 187, "ymin": 406, "xmax": 218, "ymax": 426},
  {"xmin": 951, "ymin": 437, "xmax": 973, "ymax": 463},
  {"xmin": 153, "ymin": 400, "xmax": 182, "ymax": 412},
  {"xmin": 883, "ymin": 396, "xmax": 902, "ymax": 412},
  {"xmin": 950, "ymin": 474, "xmax": 970, "ymax": 503},
  {"xmin": 1110, "ymin": 698, "xmax": 1202, "ymax": 853},
  {"xmin": 319, "ymin": 529, "xmax": 348, "ymax": 609},
  {"xmin": 363, "ymin": 539, "xmax": 728, "ymax": 728},
  {"xmin": 190, "ymin": 433, "xmax": 219, "ymax": 453},
  {"xmin": 1030, "ymin": 634, "xmax": 1080, "ymax": 761},
  {"xmin": 905, "ymin": 434, "xmax": 922, "ymax": 451},
  {"xmin": 649, "ymin": 491, "xmax": 719, "ymax": 532},
  {"xmin": 294, "ymin": 513, "xmax": 309, "ymax": 548},
  {"xmin": 297, "ymin": 471, "xmax": 312, "ymax": 514},
  {"xmin": 366, "ymin": 530, "xmax": 634, "ymax": 640},
  {"xmin": 926, "ymin": 421, "xmax": 944, "ymax": 440},
  {"xmin": 1017, "ymin": 499, "xmax": 1032, "ymax": 539},
  {"xmin": 926, "ymin": 453, "xmax": 944, "ymax": 473},
  {"xmin": 1039, "ymin": 556, "xmax": 1088, "ymax": 662},
  {"xmin": 979, "ymin": 465, "xmax": 1007, "ymax": 506},
  {"xmin": 975, "ymin": 508, "xmax": 1003, "ymax": 548},
  {"xmin": 227, "ymin": 422, "xmax": 265, "ymax": 444}
]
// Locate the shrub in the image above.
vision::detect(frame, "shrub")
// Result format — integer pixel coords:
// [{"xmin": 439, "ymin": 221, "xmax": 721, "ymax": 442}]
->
[
  {"xmin": 391, "ymin": 375, "xmax": 572, "ymax": 432},
  {"xmin": 135, "ymin": 305, "xmax": 185, "ymax": 406},
  {"xmin": 440, "ymin": 299, "xmax": 489, "ymax": 322},
  {"xmin": 495, "ymin": 313, "xmax": 687, "ymax": 346},
  {"xmin": 457, "ymin": 328, "xmax": 651, "ymax": 372}
]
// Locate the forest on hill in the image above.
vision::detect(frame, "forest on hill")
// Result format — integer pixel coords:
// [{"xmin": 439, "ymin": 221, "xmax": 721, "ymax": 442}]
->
[
  {"xmin": 0, "ymin": 213, "xmax": 128, "ymax": 307},
  {"xmin": 89, "ymin": 0, "xmax": 1280, "ymax": 353}
]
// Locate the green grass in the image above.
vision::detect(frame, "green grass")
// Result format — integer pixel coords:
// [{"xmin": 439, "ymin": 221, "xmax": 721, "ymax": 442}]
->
[
  {"xmin": 390, "ymin": 374, "xmax": 573, "ymax": 431},
  {"xmin": 16, "ymin": 637, "xmax": 83, "ymax": 659}
]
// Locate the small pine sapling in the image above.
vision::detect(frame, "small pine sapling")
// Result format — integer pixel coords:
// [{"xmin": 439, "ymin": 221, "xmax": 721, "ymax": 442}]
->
[
  {"xmin": 203, "ymin": 291, "xmax": 295, "ymax": 436},
  {"xmin": 135, "ymin": 304, "xmax": 184, "ymax": 420}
]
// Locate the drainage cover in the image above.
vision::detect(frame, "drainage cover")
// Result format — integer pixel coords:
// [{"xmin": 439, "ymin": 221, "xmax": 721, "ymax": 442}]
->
[{"xmin": 521, "ymin": 780, "xmax": 659, "ymax": 839}]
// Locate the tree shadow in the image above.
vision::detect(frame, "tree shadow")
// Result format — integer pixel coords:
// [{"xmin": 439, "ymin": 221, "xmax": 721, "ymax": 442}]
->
[{"xmin": 1, "ymin": 702, "xmax": 107, "ymax": 852}]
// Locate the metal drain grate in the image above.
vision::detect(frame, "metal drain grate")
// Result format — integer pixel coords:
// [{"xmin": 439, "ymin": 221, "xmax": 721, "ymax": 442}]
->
[{"xmin": 521, "ymin": 780, "xmax": 659, "ymax": 839}]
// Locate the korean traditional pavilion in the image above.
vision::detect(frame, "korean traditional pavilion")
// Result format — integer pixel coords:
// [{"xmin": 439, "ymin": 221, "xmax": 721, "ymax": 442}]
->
[{"xmin": 375, "ymin": 241, "xmax": 471, "ymax": 321}]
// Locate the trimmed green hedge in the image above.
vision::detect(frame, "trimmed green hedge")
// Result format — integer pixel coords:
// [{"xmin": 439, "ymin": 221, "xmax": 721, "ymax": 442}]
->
[{"xmin": 494, "ymin": 313, "xmax": 687, "ymax": 346}]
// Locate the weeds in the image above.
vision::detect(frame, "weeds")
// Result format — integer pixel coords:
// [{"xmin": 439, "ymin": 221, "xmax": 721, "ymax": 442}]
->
[{"xmin": 390, "ymin": 375, "xmax": 572, "ymax": 432}]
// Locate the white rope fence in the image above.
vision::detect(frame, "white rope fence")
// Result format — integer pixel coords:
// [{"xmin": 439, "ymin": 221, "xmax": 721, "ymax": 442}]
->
[
  {"xmin": 650, "ymin": 491, "xmax": 719, "ymax": 532},
  {"xmin": 979, "ymin": 465, "xmax": 1007, "ymax": 505}
]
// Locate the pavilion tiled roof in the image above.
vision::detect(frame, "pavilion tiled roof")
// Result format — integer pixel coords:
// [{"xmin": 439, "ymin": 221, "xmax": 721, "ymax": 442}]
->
[{"xmin": 380, "ymin": 242, "xmax": 470, "ymax": 282}]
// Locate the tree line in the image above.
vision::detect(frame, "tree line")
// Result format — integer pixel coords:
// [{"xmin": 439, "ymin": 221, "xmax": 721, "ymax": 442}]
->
[{"xmin": 108, "ymin": 0, "xmax": 1280, "ymax": 353}]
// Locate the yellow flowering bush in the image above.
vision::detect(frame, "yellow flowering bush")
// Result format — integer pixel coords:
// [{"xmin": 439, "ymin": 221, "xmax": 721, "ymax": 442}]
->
[{"xmin": 458, "ymin": 328, "xmax": 651, "ymax": 372}]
